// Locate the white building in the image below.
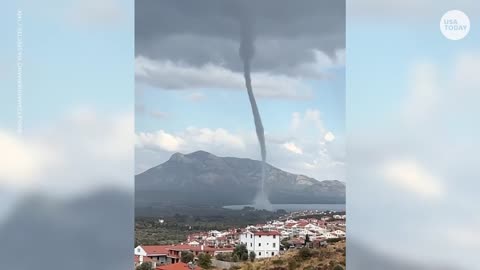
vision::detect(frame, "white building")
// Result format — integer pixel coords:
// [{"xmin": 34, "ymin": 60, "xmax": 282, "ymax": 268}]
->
[
  {"xmin": 321, "ymin": 232, "xmax": 337, "ymax": 239},
  {"xmin": 209, "ymin": 230, "xmax": 221, "ymax": 237},
  {"xmin": 281, "ymin": 230, "xmax": 292, "ymax": 239},
  {"xmin": 188, "ymin": 241, "xmax": 200, "ymax": 246},
  {"xmin": 240, "ymin": 230, "xmax": 280, "ymax": 259},
  {"xmin": 333, "ymin": 230, "xmax": 346, "ymax": 237},
  {"xmin": 134, "ymin": 245, "xmax": 167, "ymax": 265}
]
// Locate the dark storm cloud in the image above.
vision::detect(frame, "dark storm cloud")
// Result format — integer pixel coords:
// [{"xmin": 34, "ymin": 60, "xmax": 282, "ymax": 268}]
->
[{"xmin": 135, "ymin": 0, "xmax": 345, "ymax": 75}]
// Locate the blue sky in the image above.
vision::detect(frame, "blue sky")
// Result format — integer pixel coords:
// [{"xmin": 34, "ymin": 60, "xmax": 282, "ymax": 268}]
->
[
  {"xmin": 0, "ymin": 0, "xmax": 133, "ymax": 131},
  {"xmin": 0, "ymin": 0, "xmax": 134, "ymax": 202},
  {"xmin": 136, "ymin": 68, "xmax": 345, "ymax": 135},
  {"xmin": 348, "ymin": 11, "xmax": 480, "ymax": 269},
  {"xmin": 348, "ymin": 21, "xmax": 479, "ymax": 130}
]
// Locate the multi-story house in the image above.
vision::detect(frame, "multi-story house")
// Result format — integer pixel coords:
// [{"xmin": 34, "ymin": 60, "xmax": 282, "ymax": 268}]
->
[{"xmin": 240, "ymin": 230, "xmax": 280, "ymax": 259}]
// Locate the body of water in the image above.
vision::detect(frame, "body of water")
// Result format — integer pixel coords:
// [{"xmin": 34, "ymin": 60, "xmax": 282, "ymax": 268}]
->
[{"xmin": 223, "ymin": 204, "xmax": 345, "ymax": 212}]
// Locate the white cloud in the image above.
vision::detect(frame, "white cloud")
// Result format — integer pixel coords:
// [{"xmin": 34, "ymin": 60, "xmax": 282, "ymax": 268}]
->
[
  {"xmin": 291, "ymin": 109, "xmax": 327, "ymax": 134},
  {"xmin": 136, "ymin": 108, "xmax": 345, "ymax": 181},
  {"xmin": 292, "ymin": 49, "xmax": 345, "ymax": 78},
  {"xmin": 136, "ymin": 127, "xmax": 246, "ymax": 154},
  {"xmin": 0, "ymin": 133, "xmax": 56, "ymax": 186},
  {"xmin": 185, "ymin": 127, "xmax": 245, "ymax": 149},
  {"xmin": 382, "ymin": 159, "xmax": 444, "ymax": 199},
  {"xmin": 0, "ymin": 109, "xmax": 134, "ymax": 195},
  {"xmin": 324, "ymin": 132, "xmax": 336, "ymax": 142},
  {"xmin": 135, "ymin": 56, "xmax": 313, "ymax": 99},
  {"xmin": 282, "ymin": 142, "xmax": 303, "ymax": 154},
  {"xmin": 136, "ymin": 130, "xmax": 184, "ymax": 152}
]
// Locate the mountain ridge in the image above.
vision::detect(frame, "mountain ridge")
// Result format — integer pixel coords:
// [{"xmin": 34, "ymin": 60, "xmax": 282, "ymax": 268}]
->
[{"xmin": 135, "ymin": 150, "xmax": 345, "ymax": 207}]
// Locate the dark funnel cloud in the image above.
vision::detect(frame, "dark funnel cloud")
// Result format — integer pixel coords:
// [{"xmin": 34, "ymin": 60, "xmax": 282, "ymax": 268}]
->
[
  {"xmin": 237, "ymin": 7, "xmax": 270, "ymax": 208},
  {"xmin": 239, "ymin": 12, "xmax": 266, "ymax": 163},
  {"xmin": 135, "ymin": 0, "xmax": 345, "ymax": 77}
]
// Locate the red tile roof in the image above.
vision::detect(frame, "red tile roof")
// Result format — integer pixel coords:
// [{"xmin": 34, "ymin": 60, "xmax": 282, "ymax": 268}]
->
[
  {"xmin": 141, "ymin": 244, "xmax": 234, "ymax": 259},
  {"xmin": 157, "ymin": 262, "xmax": 201, "ymax": 270},
  {"xmin": 168, "ymin": 245, "xmax": 193, "ymax": 251},
  {"xmin": 296, "ymin": 222, "xmax": 309, "ymax": 227},
  {"xmin": 142, "ymin": 246, "xmax": 170, "ymax": 255},
  {"xmin": 254, "ymin": 231, "xmax": 280, "ymax": 236}
]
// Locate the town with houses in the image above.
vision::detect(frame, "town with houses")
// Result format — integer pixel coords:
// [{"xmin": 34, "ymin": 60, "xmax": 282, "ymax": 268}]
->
[{"xmin": 134, "ymin": 211, "xmax": 346, "ymax": 270}]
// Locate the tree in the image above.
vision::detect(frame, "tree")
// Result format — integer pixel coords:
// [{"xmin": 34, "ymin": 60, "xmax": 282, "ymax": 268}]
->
[
  {"xmin": 233, "ymin": 244, "xmax": 249, "ymax": 261},
  {"xmin": 304, "ymin": 234, "xmax": 311, "ymax": 246},
  {"xmin": 136, "ymin": 262, "xmax": 152, "ymax": 270},
  {"xmin": 281, "ymin": 237, "xmax": 290, "ymax": 248},
  {"xmin": 240, "ymin": 252, "xmax": 249, "ymax": 261},
  {"xmin": 197, "ymin": 253, "xmax": 212, "ymax": 269},
  {"xmin": 181, "ymin": 251, "xmax": 195, "ymax": 263},
  {"xmin": 249, "ymin": 251, "xmax": 256, "ymax": 262}
]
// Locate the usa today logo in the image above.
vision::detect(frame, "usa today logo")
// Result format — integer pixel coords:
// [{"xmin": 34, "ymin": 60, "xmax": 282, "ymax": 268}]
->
[{"xmin": 440, "ymin": 10, "xmax": 470, "ymax": 40}]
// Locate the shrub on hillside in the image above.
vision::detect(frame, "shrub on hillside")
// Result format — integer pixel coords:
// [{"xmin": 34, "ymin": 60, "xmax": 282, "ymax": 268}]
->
[
  {"xmin": 272, "ymin": 259, "xmax": 284, "ymax": 265},
  {"xmin": 216, "ymin": 252, "xmax": 233, "ymax": 262},
  {"xmin": 287, "ymin": 258, "xmax": 299, "ymax": 270},
  {"xmin": 270, "ymin": 267, "xmax": 287, "ymax": 270},
  {"xmin": 298, "ymin": 247, "xmax": 313, "ymax": 260}
]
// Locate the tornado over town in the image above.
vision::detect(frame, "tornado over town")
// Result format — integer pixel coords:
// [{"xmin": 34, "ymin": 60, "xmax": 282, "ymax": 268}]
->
[{"xmin": 238, "ymin": 15, "xmax": 271, "ymax": 210}]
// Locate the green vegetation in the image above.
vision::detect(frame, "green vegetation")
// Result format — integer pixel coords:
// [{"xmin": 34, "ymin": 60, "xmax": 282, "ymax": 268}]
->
[
  {"xmin": 299, "ymin": 247, "xmax": 314, "ymax": 260},
  {"xmin": 181, "ymin": 251, "xmax": 195, "ymax": 263},
  {"xmin": 233, "ymin": 244, "xmax": 249, "ymax": 261},
  {"xmin": 216, "ymin": 244, "xmax": 251, "ymax": 263},
  {"xmin": 248, "ymin": 251, "xmax": 256, "ymax": 262},
  {"xmin": 135, "ymin": 207, "xmax": 283, "ymax": 245},
  {"xmin": 136, "ymin": 262, "xmax": 152, "ymax": 270},
  {"xmin": 272, "ymin": 259, "xmax": 284, "ymax": 265},
  {"xmin": 197, "ymin": 253, "xmax": 213, "ymax": 269},
  {"xmin": 237, "ymin": 241, "xmax": 346, "ymax": 270},
  {"xmin": 280, "ymin": 237, "xmax": 290, "ymax": 247}
]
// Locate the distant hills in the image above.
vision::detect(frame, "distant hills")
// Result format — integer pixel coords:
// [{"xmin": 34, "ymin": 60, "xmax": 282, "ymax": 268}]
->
[{"xmin": 135, "ymin": 151, "xmax": 345, "ymax": 207}]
